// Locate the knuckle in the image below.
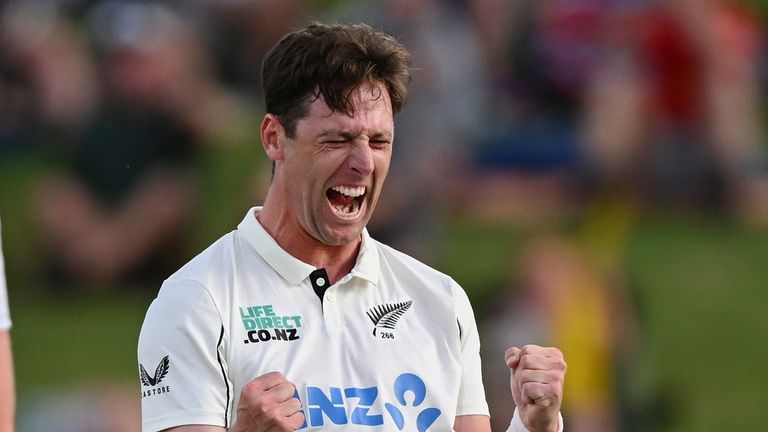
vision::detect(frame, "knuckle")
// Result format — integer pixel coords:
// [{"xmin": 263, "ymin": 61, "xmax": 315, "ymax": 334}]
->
[
  {"xmin": 518, "ymin": 354, "xmax": 533, "ymax": 369},
  {"xmin": 548, "ymin": 346, "xmax": 565, "ymax": 359},
  {"xmin": 240, "ymin": 382, "xmax": 259, "ymax": 400},
  {"xmin": 265, "ymin": 370, "xmax": 287, "ymax": 381},
  {"xmin": 244, "ymin": 379, "xmax": 261, "ymax": 391}
]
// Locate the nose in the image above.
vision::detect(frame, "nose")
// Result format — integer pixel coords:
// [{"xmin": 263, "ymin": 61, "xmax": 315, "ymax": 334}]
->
[{"xmin": 348, "ymin": 140, "xmax": 375, "ymax": 176}]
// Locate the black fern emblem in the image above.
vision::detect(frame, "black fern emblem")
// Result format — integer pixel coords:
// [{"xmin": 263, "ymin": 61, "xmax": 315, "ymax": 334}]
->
[
  {"xmin": 366, "ymin": 300, "xmax": 413, "ymax": 336},
  {"xmin": 140, "ymin": 355, "xmax": 170, "ymax": 387}
]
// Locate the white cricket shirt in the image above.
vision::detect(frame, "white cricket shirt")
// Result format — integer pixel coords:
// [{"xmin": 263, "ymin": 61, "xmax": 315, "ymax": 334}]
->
[
  {"xmin": 138, "ymin": 207, "xmax": 489, "ymax": 431},
  {"xmin": 0, "ymin": 219, "xmax": 11, "ymax": 331}
]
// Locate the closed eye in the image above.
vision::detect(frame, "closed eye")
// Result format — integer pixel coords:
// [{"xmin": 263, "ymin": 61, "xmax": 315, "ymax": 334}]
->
[
  {"xmin": 322, "ymin": 138, "xmax": 350, "ymax": 146},
  {"xmin": 370, "ymin": 139, "xmax": 391, "ymax": 148}
]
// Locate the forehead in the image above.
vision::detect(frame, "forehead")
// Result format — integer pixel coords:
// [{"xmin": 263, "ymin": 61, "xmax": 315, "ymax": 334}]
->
[{"xmin": 301, "ymin": 84, "xmax": 394, "ymax": 133}]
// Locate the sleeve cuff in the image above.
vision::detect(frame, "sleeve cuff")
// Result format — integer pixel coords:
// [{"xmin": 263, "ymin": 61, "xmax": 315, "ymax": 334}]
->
[{"xmin": 508, "ymin": 408, "xmax": 564, "ymax": 432}]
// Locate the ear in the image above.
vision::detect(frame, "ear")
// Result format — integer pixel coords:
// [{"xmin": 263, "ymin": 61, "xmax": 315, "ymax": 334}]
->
[{"xmin": 260, "ymin": 114, "xmax": 285, "ymax": 162}]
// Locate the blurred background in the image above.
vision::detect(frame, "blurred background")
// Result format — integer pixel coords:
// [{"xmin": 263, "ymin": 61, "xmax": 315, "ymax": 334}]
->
[{"xmin": 1, "ymin": 0, "xmax": 768, "ymax": 431}]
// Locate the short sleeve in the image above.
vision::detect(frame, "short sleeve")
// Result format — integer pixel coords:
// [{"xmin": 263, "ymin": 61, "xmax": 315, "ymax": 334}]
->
[
  {"xmin": 138, "ymin": 279, "xmax": 231, "ymax": 432},
  {"xmin": 452, "ymin": 279, "xmax": 490, "ymax": 417},
  {"xmin": 0, "ymin": 220, "xmax": 11, "ymax": 331}
]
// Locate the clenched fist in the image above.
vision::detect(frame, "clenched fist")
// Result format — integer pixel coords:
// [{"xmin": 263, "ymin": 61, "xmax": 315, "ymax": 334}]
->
[
  {"xmin": 230, "ymin": 371, "xmax": 305, "ymax": 432},
  {"xmin": 506, "ymin": 345, "xmax": 566, "ymax": 432}
]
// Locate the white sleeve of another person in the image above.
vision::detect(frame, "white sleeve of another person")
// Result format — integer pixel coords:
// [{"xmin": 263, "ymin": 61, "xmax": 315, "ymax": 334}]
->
[{"xmin": 0, "ymin": 220, "xmax": 11, "ymax": 331}]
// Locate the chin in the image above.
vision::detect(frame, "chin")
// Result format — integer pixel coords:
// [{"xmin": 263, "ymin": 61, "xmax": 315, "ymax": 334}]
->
[{"xmin": 320, "ymin": 224, "xmax": 365, "ymax": 246}]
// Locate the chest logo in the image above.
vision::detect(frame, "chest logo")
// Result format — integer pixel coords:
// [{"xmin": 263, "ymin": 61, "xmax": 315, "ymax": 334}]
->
[
  {"xmin": 240, "ymin": 304, "xmax": 303, "ymax": 345},
  {"xmin": 366, "ymin": 300, "xmax": 413, "ymax": 338},
  {"xmin": 293, "ymin": 372, "xmax": 442, "ymax": 430}
]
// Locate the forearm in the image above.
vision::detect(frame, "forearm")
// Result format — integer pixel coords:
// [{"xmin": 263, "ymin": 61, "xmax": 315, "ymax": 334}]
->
[
  {"xmin": 0, "ymin": 332, "xmax": 15, "ymax": 432},
  {"xmin": 507, "ymin": 409, "xmax": 563, "ymax": 432}
]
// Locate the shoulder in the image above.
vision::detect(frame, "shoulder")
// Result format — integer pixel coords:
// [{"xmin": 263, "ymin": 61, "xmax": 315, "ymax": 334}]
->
[
  {"xmin": 372, "ymin": 238, "xmax": 471, "ymax": 312},
  {"xmin": 145, "ymin": 230, "xmax": 247, "ymax": 325},
  {"xmin": 166, "ymin": 230, "xmax": 243, "ymax": 284},
  {"xmin": 373, "ymin": 239, "xmax": 454, "ymax": 285}
]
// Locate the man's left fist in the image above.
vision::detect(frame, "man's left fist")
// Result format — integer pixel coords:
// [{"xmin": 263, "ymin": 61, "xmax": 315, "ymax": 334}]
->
[{"xmin": 505, "ymin": 345, "xmax": 566, "ymax": 432}]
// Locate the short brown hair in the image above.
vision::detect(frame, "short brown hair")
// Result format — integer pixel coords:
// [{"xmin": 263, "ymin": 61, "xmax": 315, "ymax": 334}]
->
[{"xmin": 262, "ymin": 22, "xmax": 412, "ymax": 137}]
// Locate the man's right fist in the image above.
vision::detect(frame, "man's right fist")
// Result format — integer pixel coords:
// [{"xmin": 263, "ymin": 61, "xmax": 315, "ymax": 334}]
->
[{"xmin": 230, "ymin": 371, "xmax": 305, "ymax": 432}]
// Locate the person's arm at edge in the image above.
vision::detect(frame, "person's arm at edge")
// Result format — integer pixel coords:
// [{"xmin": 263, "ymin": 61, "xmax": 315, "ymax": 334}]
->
[{"xmin": 0, "ymin": 331, "xmax": 14, "ymax": 432}]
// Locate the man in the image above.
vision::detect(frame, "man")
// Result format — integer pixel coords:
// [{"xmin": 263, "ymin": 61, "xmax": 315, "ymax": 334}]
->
[
  {"xmin": 138, "ymin": 22, "xmax": 566, "ymax": 432},
  {"xmin": 0, "ymin": 220, "xmax": 15, "ymax": 432}
]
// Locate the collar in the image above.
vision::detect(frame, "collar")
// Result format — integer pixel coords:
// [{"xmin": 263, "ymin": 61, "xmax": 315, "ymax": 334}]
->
[{"xmin": 237, "ymin": 207, "xmax": 380, "ymax": 287}]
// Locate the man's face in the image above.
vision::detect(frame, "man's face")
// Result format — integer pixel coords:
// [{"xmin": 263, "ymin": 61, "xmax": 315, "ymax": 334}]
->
[{"xmin": 277, "ymin": 83, "xmax": 394, "ymax": 246}]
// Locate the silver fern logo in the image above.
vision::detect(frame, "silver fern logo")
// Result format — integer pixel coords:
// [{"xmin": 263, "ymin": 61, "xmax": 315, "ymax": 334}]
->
[{"xmin": 366, "ymin": 300, "xmax": 413, "ymax": 337}]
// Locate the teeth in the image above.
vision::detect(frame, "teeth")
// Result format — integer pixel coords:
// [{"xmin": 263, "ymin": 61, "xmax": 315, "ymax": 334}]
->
[
  {"xmin": 330, "ymin": 199, "xmax": 361, "ymax": 218},
  {"xmin": 331, "ymin": 186, "xmax": 366, "ymax": 197}
]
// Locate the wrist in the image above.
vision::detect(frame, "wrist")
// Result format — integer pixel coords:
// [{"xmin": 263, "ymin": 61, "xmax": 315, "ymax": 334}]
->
[{"xmin": 507, "ymin": 409, "xmax": 563, "ymax": 432}]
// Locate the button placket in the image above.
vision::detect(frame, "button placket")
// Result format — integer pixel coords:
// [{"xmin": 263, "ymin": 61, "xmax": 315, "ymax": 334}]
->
[{"xmin": 324, "ymin": 288, "xmax": 341, "ymax": 328}]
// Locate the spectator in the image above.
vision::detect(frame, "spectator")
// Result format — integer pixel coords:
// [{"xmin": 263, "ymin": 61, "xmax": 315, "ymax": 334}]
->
[
  {"xmin": 0, "ymin": 0, "xmax": 98, "ymax": 158},
  {"xmin": 583, "ymin": 0, "xmax": 768, "ymax": 217},
  {"xmin": 33, "ymin": 2, "xmax": 203, "ymax": 288}
]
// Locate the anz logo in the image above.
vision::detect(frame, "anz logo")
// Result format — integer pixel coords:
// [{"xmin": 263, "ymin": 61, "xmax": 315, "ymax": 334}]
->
[{"xmin": 295, "ymin": 373, "xmax": 441, "ymax": 431}]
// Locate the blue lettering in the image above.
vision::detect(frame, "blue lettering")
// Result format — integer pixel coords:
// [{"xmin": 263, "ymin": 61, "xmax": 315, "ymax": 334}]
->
[
  {"xmin": 307, "ymin": 387, "xmax": 347, "ymax": 426},
  {"xmin": 292, "ymin": 374, "xmax": 439, "ymax": 429},
  {"xmin": 344, "ymin": 387, "xmax": 383, "ymax": 426}
]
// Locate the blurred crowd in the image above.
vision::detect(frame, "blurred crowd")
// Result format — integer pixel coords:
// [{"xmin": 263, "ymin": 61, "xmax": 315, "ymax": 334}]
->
[{"xmin": 2, "ymin": 0, "xmax": 768, "ymax": 431}]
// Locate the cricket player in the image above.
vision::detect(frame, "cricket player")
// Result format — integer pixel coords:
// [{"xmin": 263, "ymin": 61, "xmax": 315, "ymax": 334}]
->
[{"xmin": 138, "ymin": 22, "xmax": 566, "ymax": 432}]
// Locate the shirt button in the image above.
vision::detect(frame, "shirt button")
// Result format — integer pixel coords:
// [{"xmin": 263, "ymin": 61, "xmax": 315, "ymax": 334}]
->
[
  {"xmin": 316, "ymin": 277, "xmax": 326, "ymax": 287},
  {"xmin": 326, "ymin": 291, "xmax": 335, "ymax": 301}
]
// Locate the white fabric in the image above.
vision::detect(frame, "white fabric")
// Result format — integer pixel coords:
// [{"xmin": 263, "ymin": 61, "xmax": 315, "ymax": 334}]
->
[
  {"xmin": 508, "ymin": 409, "xmax": 564, "ymax": 432},
  {"xmin": 0, "ymin": 219, "xmax": 11, "ymax": 331},
  {"xmin": 138, "ymin": 207, "xmax": 489, "ymax": 431}
]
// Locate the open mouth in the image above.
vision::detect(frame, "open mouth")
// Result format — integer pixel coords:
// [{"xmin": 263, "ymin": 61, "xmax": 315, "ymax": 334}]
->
[{"xmin": 326, "ymin": 185, "xmax": 366, "ymax": 219}]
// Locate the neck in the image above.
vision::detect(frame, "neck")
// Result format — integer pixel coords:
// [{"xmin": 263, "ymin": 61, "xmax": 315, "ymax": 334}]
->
[{"xmin": 256, "ymin": 205, "xmax": 360, "ymax": 285}]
